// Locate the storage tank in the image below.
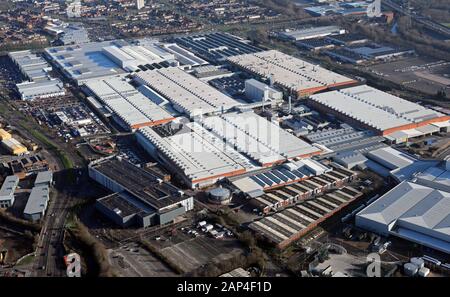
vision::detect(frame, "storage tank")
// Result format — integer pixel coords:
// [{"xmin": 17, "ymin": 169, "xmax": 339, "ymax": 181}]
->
[
  {"xmin": 403, "ymin": 263, "xmax": 418, "ymax": 277},
  {"xmin": 418, "ymin": 267, "xmax": 430, "ymax": 277},
  {"xmin": 208, "ymin": 187, "xmax": 231, "ymax": 205},
  {"xmin": 410, "ymin": 257, "xmax": 425, "ymax": 269}
]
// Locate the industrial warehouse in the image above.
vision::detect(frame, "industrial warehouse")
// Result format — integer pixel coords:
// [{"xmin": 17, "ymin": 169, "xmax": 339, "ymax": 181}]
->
[
  {"xmin": 133, "ymin": 67, "xmax": 241, "ymax": 117},
  {"xmin": 308, "ymin": 85, "xmax": 450, "ymax": 137},
  {"xmin": 230, "ymin": 159, "xmax": 335, "ymax": 195},
  {"xmin": 82, "ymin": 76, "xmax": 174, "ymax": 131},
  {"xmin": 174, "ymin": 32, "xmax": 264, "ymax": 63},
  {"xmin": 250, "ymin": 185, "xmax": 362, "ymax": 249},
  {"xmin": 0, "ymin": 175, "xmax": 19, "ymax": 208},
  {"xmin": 227, "ymin": 50, "xmax": 357, "ymax": 97},
  {"xmin": 356, "ymin": 181, "xmax": 450, "ymax": 254},
  {"xmin": 89, "ymin": 157, "xmax": 194, "ymax": 227},
  {"xmin": 44, "ymin": 39, "xmax": 208, "ymax": 86},
  {"xmin": 137, "ymin": 122, "xmax": 255, "ymax": 189},
  {"xmin": 8, "ymin": 50, "xmax": 65, "ymax": 100},
  {"xmin": 199, "ymin": 111, "xmax": 322, "ymax": 165},
  {"xmin": 277, "ymin": 26, "xmax": 346, "ymax": 42},
  {"xmin": 247, "ymin": 164, "xmax": 357, "ymax": 213}
]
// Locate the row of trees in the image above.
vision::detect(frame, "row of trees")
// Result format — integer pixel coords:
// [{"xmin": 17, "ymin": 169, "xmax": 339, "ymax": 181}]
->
[{"xmin": 67, "ymin": 220, "xmax": 116, "ymax": 277}]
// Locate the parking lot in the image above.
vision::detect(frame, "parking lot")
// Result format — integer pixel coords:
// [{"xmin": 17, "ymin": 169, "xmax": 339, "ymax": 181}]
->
[
  {"xmin": 146, "ymin": 221, "xmax": 245, "ymax": 274},
  {"xmin": 15, "ymin": 93, "xmax": 110, "ymax": 142},
  {"xmin": 109, "ymin": 243, "xmax": 177, "ymax": 277},
  {"xmin": 368, "ymin": 57, "xmax": 450, "ymax": 99}
]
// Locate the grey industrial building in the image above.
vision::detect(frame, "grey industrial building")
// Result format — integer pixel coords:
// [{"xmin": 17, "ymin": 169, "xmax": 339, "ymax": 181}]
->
[
  {"xmin": 89, "ymin": 157, "xmax": 194, "ymax": 228},
  {"xmin": 34, "ymin": 171, "xmax": 53, "ymax": 187},
  {"xmin": 8, "ymin": 50, "xmax": 65, "ymax": 100},
  {"xmin": 277, "ymin": 26, "xmax": 346, "ymax": 41},
  {"xmin": 0, "ymin": 175, "xmax": 19, "ymax": 208},
  {"xmin": 23, "ymin": 170, "xmax": 53, "ymax": 221},
  {"xmin": 174, "ymin": 32, "xmax": 264, "ymax": 63},
  {"xmin": 356, "ymin": 181, "xmax": 450, "ymax": 254},
  {"xmin": 23, "ymin": 185, "xmax": 50, "ymax": 221},
  {"xmin": 250, "ymin": 185, "xmax": 362, "ymax": 249}
]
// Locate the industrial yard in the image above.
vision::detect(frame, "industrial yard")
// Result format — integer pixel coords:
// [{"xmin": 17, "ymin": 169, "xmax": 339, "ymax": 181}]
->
[{"xmin": 0, "ymin": 0, "xmax": 449, "ymax": 282}]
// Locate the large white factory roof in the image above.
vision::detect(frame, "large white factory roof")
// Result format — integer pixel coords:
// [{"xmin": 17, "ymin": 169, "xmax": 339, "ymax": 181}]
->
[
  {"xmin": 9, "ymin": 50, "xmax": 52, "ymax": 81},
  {"xmin": 278, "ymin": 26, "xmax": 345, "ymax": 41},
  {"xmin": 356, "ymin": 181, "xmax": 450, "ymax": 254},
  {"xmin": 415, "ymin": 165, "xmax": 450, "ymax": 193},
  {"xmin": 102, "ymin": 43, "xmax": 175, "ymax": 72},
  {"xmin": 16, "ymin": 79, "xmax": 65, "ymax": 100},
  {"xmin": 45, "ymin": 41, "xmax": 127, "ymax": 84},
  {"xmin": 367, "ymin": 147, "xmax": 417, "ymax": 170},
  {"xmin": 23, "ymin": 185, "xmax": 49, "ymax": 216},
  {"xmin": 134, "ymin": 67, "xmax": 240, "ymax": 117},
  {"xmin": 161, "ymin": 43, "xmax": 208, "ymax": 67},
  {"xmin": 0, "ymin": 175, "xmax": 19, "ymax": 200},
  {"xmin": 137, "ymin": 123, "xmax": 254, "ymax": 185},
  {"xmin": 83, "ymin": 76, "xmax": 174, "ymax": 130},
  {"xmin": 199, "ymin": 111, "xmax": 321, "ymax": 166},
  {"xmin": 227, "ymin": 50, "xmax": 355, "ymax": 96},
  {"xmin": 309, "ymin": 85, "xmax": 448, "ymax": 133}
]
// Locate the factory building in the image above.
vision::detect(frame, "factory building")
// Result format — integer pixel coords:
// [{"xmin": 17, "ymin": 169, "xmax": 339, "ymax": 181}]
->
[
  {"xmin": 23, "ymin": 185, "xmax": 50, "ymax": 221},
  {"xmin": 199, "ymin": 111, "xmax": 322, "ymax": 166},
  {"xmin": 356, "ymin": 181, "xmax": 450, "ymax": 254},
  {"xmin": 101, "ymin": 42, "xmax": 176, "ymax": 72},
  {"xmin": 0, "ymin": 175, "xmax": 19, "ymax": 208},
  {"xmin": 304, "ymin": 123, "xmax": 384, "ymax": 153},
  {"xmin": 244, "ymin": 79, "xmax": 283, "ymax": 103},
  {"xmin": 8, "ymin": 50, "xmax": 65, "ymax": 100},
  {"xmin": 227, "ymin": 50, "xmax": 357, "ymax": 97},
  {"xmin": 44, "ymin": 40, "xmax": 181, "ymax": 85},
  {"xmin": 174, "ymin": 32, "xmax": 264, "ymax": 63},
  {"xmin": 248, "ymin": 165, "xmax": 358, "ymax": 214},
  {"xmin": 160, "ymin": 43, "xmax": 208, "ymax": 67},
  {"xmin": 250, "ymin": 186, "xmax": 362, "ymax": 249},
  {"xmin": 414, "ymin": 161, "xmax": 450, "ymax": 193},
  {"xmin": 133, "ymin": 67, "xmax": 240, "ymax": 117},
  {"xmin": 16, "ymin": 80, "xmax": 65, "ymax": 101},
  {"xmin": 230, "ymin": 159, "xmax": 349, "ymax": 196},
  {"xmin": 34, "ymin": 171, "xmax": 53, "ymax": 187},
  {"xmin": 137, "ymin": 122, "xmax": 255, "ymax": 189},
  {"xmin": 43, "ymin": 41, "xmax": 125, "ymax": 85},
  {"xmin": 1, "ymin": 137, "xmax": 28, "ymax": 156},
  {"xmin": 83, "ymin": 76, "xmax": 174, "ymax": 131},
  {"xmin": 0, "ymin": 129, "xmax": 11, "ymax": 141},
  {"xmin": 89, "ymin": 157, "xmax": 194, "ymax": 227},
  {"xmin": 277, "ymin": 26, "xmax": 346, "ymax": 41},
  {"xmin": 8, "ymin": 50, "xmax": 52, "ymax": 81},
  {"xmin": 308, "ymin": 85, "xmax": 450, "ymax": 136}
]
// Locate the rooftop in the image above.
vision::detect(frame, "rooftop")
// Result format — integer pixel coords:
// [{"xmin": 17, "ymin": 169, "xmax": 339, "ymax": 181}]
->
[
  {"xmin": 134, "ymin": 67, "xmax": 240, "ymax": 117},
  {"xmin": 23, "ymin": 185, "xmax": 49, "ymax": 215},
  {"xmin": 137, "ymin": 122, "xmax": 254, "ymax": 184},
  {"xmin": 34, "ymin": 171, "xmax": 53, "ymax": 185},
  {"xmin": 174, "ymin": 32, "xmax": 264, "ymax": 63},
  {"xmin": 44, "ymin": 41, "xmax": 128, "ymax": 84},
  {"xmin": 0, "ymin": 175, "xmax": 19, "ymax": 200},
  {"xmin": 356, "ymin": 181, "xmax": 450, "ymax": 253},
  {"xmin": 199, "ymin": 111, "xmax": 321, "ymax": 165},
  {"xmin": 309, "ymin": 85, "xmax": 449, "ymax": 133},
  {"xmin": 90, "ymin": 158, "xmax": 188, "ymax": 210},
  {"xmin": 278, "ymin": 26, "xmax": 344, "ymax": 41},
  {"xmin": 83, "ymin": 76, "xmax": 174, "ymax": 130},
  {"xmin": 227, "ymin": 50, "xmax": 355, "ymax": 96}
]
